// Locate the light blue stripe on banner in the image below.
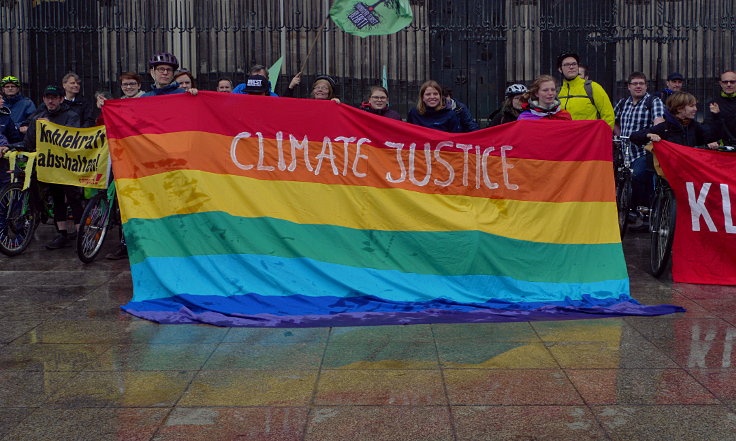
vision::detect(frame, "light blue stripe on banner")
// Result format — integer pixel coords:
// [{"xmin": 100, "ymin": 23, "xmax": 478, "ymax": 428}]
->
[{"xmin": 129, "ymin": 254, "xmax": 630, "ymax": 304}]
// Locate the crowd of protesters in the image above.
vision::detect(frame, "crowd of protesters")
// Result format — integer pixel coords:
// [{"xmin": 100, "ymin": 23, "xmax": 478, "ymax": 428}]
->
[{"xmin": 2, "ymin": 49, "xmax": 736, "ymax": 257}]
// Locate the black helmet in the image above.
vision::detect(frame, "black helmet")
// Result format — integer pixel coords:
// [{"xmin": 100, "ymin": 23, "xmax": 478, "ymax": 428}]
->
[
  {"xmin": 313, "ymin": 74, "xmax": 337, "ymax": 90},
  {"xmin": 556, "ymin": 51, "xmax": 580, "ymax": 69},
  {"xmin": 148, "ymin": 52, "xmax": 179, "ymax": 70}
]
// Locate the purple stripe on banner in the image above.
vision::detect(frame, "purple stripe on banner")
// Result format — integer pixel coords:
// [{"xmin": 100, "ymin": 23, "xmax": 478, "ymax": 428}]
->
[{"xmin": 122, "ymin": 297, "xmax": 685, "ymax": 327}]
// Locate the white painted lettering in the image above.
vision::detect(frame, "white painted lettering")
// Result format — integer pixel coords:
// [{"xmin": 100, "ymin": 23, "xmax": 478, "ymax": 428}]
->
[
  {"xmin": 335, "ymin": 136, "xmax": 357, "ymax": 176},
  {"xmin": 433, "ymin": 141, "xmax": 455, "ymax": 187},
  {"xmin": 385, "ymin": 141, "xmax": 406, "ymax": 183},
  {"xmin": 408, "ymin": 143, "xmax": 431, "ymax": 187},
  {"xmin": 255, "ymin": 132, "xmax": 274, "ymax": 171},
  {"xmin": 686, "ymin": 182, "xmax": 717, "ymax": 232},
  {"xmin": 230, "ymin": 131, "xmax": 253, "ymax": 170},
  {"xmin": 501, "ymin": 145, "xmax": 518, "ymax": 190},
  {"xmin": 721, "ymin": 184, "xmax": 736, "ymax": 233},
  {"xmin": 314, "ymin": 137, "xmax": 339, "ymax": 176},
  {"xmin": 352, "ymin": 138, "xmax": 370, "ymax": 178},
  {"xmin": 455, "ymin": 144, "xmax": 473, "ymax": 187},
  {"xmin": 481, "ymin": 147, "xmax": 499, "ymax": 189},
  {"xmin": 288, "ymin": 135, "xmax": 312, "ymax": 172}
]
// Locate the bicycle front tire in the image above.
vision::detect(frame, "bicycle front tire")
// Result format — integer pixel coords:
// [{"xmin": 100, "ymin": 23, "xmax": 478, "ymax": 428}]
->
[
  {"xmin": 0, "ymin": 182, "xmax": 39, "ymax": 256},
  {"xmin": 650, "ymin": 186, "xmax": 676, "ymax": 277},
  {"xmin": 77, "ymin": 192, "xmax": 114, "ymax": 263}
]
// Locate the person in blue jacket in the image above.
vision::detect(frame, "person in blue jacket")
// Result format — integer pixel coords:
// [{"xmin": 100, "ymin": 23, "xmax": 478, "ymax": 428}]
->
[
  {"xmin": 141, "ymin": 53, "xmax": 197, "ymax": 97},
  {"xmin": 407, "ymin": 80, "xmax": 461, "ymax": 133},
  {"xmin": 0, "ymin": 98, "xmax": 23, "ymax": 185},
  {"xmin": 443, "ymin": 87, "xmax": 479, "ymax": 132},
  {"xmin": 233, "ymin": 64, "xmax": 279, "ymax": 96},
  {"xmin": 1, "ymin": 75, "xmax": 36, "ymax": 133}
]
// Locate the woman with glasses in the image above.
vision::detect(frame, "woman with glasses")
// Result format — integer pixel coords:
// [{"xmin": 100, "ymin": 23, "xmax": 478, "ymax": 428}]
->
[
  {"xmin": 283, "ymin": 73, "xmax": 341, "ymax": 103},
  {"xmin": 407, "ymin": 80, "xmax": 461, "ymax": 132},
  {"xmin": 359, "ymin": 86, "xmax": 401, "ymax": 120},
  {"xmin": 119, "ymin": 72, "xmax": 144, "ymax": 99}
]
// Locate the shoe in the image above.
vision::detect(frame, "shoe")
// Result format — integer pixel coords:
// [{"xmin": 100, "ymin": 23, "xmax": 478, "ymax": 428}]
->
[
  {"xmin": 628, "ymin": 212, "xmax": 644, "ymax": 229},
  {"xmin": 46, "ymin": 234, "xmax": 69, "ymax": 250},
  {"xmin": 105, "ymin": 244, "xmax": 128, "ymax": 260},
  {"xmin": 629, "ymin": 221, "xmax": 650, "ymax": 233}
]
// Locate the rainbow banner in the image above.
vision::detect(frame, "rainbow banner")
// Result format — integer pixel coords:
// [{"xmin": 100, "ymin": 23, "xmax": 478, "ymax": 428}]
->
[{"xmin": 103, "ymin": 92, "xmax": 683, "ymax": 327}]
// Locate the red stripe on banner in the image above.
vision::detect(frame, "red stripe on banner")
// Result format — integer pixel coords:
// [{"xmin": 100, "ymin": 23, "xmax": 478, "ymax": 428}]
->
[
  {"xmin": 101, "ymin": 92, "xmax": 614, "ymax": 163},
  {"xmin": 653, "ymin": 141, "xmax": 736, "ymax": 285}
]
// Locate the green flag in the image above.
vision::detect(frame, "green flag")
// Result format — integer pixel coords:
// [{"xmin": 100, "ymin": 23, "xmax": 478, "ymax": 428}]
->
[
  {"xmin": 329, "ymin": 0, "xmax": 413, "ymax": 38},
  {"xmin": 268, "ymin": 56, "xmax": 284, "ymax": 87}
]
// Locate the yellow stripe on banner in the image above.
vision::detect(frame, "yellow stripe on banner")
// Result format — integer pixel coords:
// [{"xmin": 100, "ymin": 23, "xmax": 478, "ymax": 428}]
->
[{"xmin": 116, "ymin": 170, "xmax": 621, "ymax": 245}]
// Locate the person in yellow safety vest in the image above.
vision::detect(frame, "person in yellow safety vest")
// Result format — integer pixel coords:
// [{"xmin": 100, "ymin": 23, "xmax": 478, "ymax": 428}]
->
[{"xmin": 556, "ymin": 51, "xmax": 615, "ymax": 130}]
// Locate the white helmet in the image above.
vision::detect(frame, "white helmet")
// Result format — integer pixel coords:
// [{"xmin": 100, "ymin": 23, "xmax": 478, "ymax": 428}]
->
[{"xmin": 505, "ymin": 84, "xmax": 527, "ymax": 97}]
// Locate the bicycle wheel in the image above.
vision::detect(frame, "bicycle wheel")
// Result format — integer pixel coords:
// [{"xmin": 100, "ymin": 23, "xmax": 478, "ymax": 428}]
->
[
  {"xmin": 76, "ymin": 193, "xmax": 113, "ymax": 263},
  {"xmin": 616, "ymin": 171, "xmax": 632, "ymax": 238},
  {"xmin": 649, "ymin": 186, "xmax": 676, "ymax": 277},
  {"xmin": 0, "ymin": 182, "xmax": 39, "ymax": 256}
]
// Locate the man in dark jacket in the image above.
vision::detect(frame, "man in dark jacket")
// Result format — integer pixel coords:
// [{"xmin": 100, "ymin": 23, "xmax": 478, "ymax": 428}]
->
[
  {"xmin": 24, "ymin": 85, "xmax": 83, "ymax": 250},
  {"xmin": 1, "ymin": 75, "xmax": 36, "ymax": 133},
  {"xmin": 655, "ymin": 72, "xmax": 685, "ymax": 103},
  {"xmin": 142, "ymin": 52, "xmax": 196, "ymax": 97},
  {"xmin": 706, "ymin": 70, "xmax": 736, "ymax": 145},
  {"xmin": 61, "ymin": 72, "xmax": 96, "ymax": 128}
]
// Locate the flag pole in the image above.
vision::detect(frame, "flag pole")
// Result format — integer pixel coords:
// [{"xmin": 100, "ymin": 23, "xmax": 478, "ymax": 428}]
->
[{"xmin": 299, "ymin": 16, "xmax": 329, "ymax": 74}]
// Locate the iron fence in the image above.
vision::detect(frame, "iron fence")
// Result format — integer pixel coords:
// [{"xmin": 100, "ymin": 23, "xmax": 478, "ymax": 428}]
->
[{"xmin": 2, "ymin": 0, "xmax": 736, "ymax": 123}]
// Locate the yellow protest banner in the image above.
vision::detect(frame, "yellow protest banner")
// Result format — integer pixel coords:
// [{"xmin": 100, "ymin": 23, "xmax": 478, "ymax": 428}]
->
[{"xmin": 35, "ymin": 120, "xmax": 110, "ymax": 189}]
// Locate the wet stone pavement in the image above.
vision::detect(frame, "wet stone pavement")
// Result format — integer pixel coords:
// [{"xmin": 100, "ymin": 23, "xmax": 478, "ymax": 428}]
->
[{"xmin": 1, "ymin": 225, "xmax": 736, "ymax": 441}]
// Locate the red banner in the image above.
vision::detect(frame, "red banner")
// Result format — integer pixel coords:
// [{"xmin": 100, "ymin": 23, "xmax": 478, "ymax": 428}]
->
[{"xmin": 654, "ymin": 141, "xmax": 736, "ymax": 285}]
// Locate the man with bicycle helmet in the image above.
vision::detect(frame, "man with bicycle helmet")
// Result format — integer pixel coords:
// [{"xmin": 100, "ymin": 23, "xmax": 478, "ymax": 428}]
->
[
  {"xmin": 557, "ymin": 51, "xmax": 615, "ymax": 129},
  {"xmin": 142, "ymin": 52, "xmax": 197, "ymax": 97},
  {"xmin": 489, "ymin": 84, "xmax": 527, "ymax": 127},
  {"xmin": 1, "ymin": 75, "xmax": 36, "ymax": 132}
]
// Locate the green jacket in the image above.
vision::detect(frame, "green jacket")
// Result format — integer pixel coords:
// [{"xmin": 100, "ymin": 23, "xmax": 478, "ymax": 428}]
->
[{"xmin": 559, "ymin": 76, "xmax": 615, "ymax": 129}]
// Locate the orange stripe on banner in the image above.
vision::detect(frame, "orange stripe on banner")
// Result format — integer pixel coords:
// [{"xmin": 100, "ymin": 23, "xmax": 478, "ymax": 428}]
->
[{"xmin": 110, "ymin": 131, "xmax": 614, "ymax": 203}]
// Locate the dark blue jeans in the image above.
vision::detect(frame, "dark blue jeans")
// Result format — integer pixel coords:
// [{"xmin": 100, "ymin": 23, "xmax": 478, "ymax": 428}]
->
[{"xmin": 631, "ymin": 154, "xmax": 654, "ymax": 209}]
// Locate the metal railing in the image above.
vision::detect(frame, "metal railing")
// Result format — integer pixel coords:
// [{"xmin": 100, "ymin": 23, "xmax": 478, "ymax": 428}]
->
[{"xmin": 2, "ymin": 0, "xmax": 736, "ymax": 122}]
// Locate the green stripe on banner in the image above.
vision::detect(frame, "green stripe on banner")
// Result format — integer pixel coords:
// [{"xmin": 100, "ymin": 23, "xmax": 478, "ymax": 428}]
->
[{"xmin": 124, "ymin": 212, "xmax": 627, "ymax": 284}]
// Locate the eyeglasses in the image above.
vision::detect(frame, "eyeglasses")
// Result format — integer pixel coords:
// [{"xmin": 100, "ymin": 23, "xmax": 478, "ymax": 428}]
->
[
  {"xmin": 721, "ymin": 80, "xmax": 736, "ymax": 84},
  {"xmin": 562, "ymin": 62, "xmax": 578, "ymax": 68},
  {"xmin": 154, "ymin": 67, "xmax": 173, "ymax": 73},
  {"xmin": 121, "ymin": 82, "xmax": 139, "ymax": 87},
  {"xmin": 370, "ymin": 95, "xmax": 387, "ymax": 100},
  {"xmin": 629, "ymin": 82, "xmax": 646, "ymax": 86},
  {"xmin": 313, "ymin": 85, "xmax": 330, "ymax": 91}
]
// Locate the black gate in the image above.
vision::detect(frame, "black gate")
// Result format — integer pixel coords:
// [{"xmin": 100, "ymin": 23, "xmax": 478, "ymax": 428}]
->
[
  {"xmin": 428, "ymin": 1, "xmax": 505, "ymax": 121},
  {"xmin": 2, "ymin": 0, "xmax": 736, "ymax": 122}
]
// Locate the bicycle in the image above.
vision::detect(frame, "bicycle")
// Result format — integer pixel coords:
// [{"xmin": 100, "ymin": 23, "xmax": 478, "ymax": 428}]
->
[
  {"xmin": 649, "ymin": 174, "xmax": 675, "ymax": 277},
  {"xmin": 0, "ymin": 146, "xmax": 52, "ymax": 256},
  {"xmin": 613, "ymin": 135, "xmax": 633, "ymax": 237},
  {"xmin": 649, "ymin": 144, "xmax": 736, "ymax": 277},
  {"xmin": 76, "ymin": 181, "xmax": 119, "ymax": 263}
]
